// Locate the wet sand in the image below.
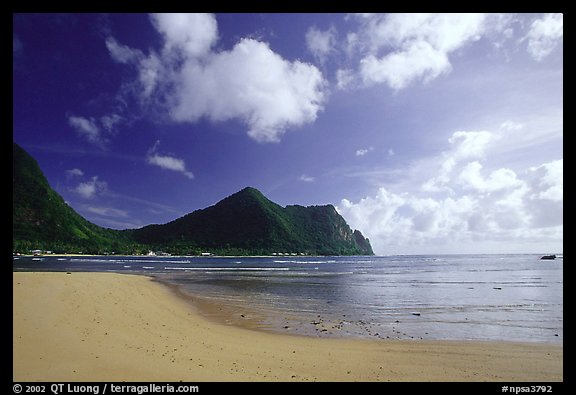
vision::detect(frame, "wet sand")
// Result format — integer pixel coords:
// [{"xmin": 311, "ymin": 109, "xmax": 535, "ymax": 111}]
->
[{"xmin": 13, "ymin": 272, "xmax": 563, "ymax": 382}]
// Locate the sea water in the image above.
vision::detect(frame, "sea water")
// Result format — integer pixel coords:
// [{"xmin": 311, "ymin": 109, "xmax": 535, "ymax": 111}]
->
[{"xmin": 13, "ymin": 254, "xmax": 563, "ymax": 343}]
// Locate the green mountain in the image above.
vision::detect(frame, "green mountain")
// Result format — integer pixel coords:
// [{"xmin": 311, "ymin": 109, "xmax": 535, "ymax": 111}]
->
[
  {"xmin": 12, "ymin": 143, "xmax": 136, "ymax": 254},
  {"xmin": 13, "ymin": 143, "xmax": 373, "ymax": 256},
  {"xmin": 133, "ymin": 187, "xmax": 374, "ymax": 255}
]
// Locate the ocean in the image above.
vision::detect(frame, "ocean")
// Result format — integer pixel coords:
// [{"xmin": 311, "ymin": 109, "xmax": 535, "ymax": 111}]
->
[{"xmin": 13, "ymin": 254, "xmax": 563, "ymax": 344}]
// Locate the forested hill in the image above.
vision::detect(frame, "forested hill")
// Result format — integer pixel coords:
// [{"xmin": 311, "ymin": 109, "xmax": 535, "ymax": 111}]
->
[
  {"xmin": 13, "ymin": 143, "xmax": 373, "ymax": 256},
  {"xmin": 133, "ymin": 186, "xmax": 374, "ymax": 256},
  {"xmin": 12, "ymin": 143, "xmax": 135, "ymax": 254}
]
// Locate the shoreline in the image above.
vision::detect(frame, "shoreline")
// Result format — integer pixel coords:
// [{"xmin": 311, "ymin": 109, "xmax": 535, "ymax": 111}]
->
[
  {"xmin": 13, "ymin": 271, "xmax": 563, "ymax": 382},
  {"xmin": 13, "ymin": 253, "xmax": 338, "ymax": 258},
  {"xmin": 153, "ymin": 275, "xmax": 563, "ymax": 343}
]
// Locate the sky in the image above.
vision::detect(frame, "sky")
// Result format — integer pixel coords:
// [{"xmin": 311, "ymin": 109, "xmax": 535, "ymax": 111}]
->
[{"xmin": 13, "ymin": 13, "xmax": 563, "ymax": 255}]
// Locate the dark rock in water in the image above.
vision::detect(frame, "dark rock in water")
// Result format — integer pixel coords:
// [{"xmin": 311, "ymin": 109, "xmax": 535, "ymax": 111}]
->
[
  {"xmin": 540, "ymin": 255, "xmax": 556, "ymax": 260},
  {"xmin": 411, "ymin": 312, "xmax": 421, "ymax": 316}
]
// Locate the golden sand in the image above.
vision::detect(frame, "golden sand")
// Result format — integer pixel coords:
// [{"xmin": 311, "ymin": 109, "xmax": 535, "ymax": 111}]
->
[{"xmin": 13, "ymin": 272, "xmax": 563, "ymax": 382}]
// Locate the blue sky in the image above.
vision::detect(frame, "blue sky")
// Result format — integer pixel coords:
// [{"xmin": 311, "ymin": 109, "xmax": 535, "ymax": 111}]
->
[{"xmin": 13, "ymin": 13, "xmax": 563, "ymax": 255}]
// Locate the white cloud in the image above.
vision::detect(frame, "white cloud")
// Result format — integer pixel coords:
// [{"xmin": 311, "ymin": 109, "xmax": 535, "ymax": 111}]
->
[
  {"xmin": 106, "ymin": 37, "xmax": 142, "ymax": 64},
  {"xmin": 85, "ymin": 206, "xmax": 128, "ymax": 218},
  {"xmin": 104, "ymin": 13, "xmax": 326, "ymax": 144},
  {"xmin": 150, "ymin": 13, "xmax": 218, "ymax": 58},
  {"xmin": 147, "ymin": 154, "xmax": 194, "ymax": 179},
  {"xmin": 526, "ymin": 13, "xmax": 563, "ymax": 61},
  {"xmin": 448, "ymin": 130, "xmax": 497, "ymax": 161},
  {"xmin": 360, "ymin": 40, "xmax": 451, "ymax": 90},
  {"xmin": 457, "ymin": 161, "xmax": 525, "ymax": 193},
  {"xmin": 299, "ymin": 174, "xmax": 316, "ymax": 183},
  {"xmin": 356, "ymin": 146, "xmax": 374, "ymax": 156},
  {"xmin": 73, "ymin": 176, "xmax": 107, "ymax": 199},
  {"xmin": 500, "ymin": 120, "xmax": 524, "ymax": 132},
  {"xmin": 306, "ymin": 26, "xmax": 337, "ymax": 64},
  {"xmin": 355, "ymin": 13, "xmax": 486, "ymax": 90},
  {"xmin": 68, "ymin": 116, "xmax": 103, "ymax": 146},
  {"xmin": 422, "ymin": 130, "xmax": 498, "ymax": 193},
  {"xmin": 336, "ymin": 13, "xmax": 561, "ymax": 91},
  {"xmin": 170, "ymin": 38, "xmax": 326, "ymax": 143},
  {"xmin": 337, "ymin": 129, "xmax": 563, "ymax": 254},
  {"xmin": 68, "ymin": 113, "xmax": 125, "ymax": 146},
  {"xmin": 527, "ymin": 160, "xmax": 563, "ymax": 202},
  {"xmin": 100, "ymin": 113, "xmax": 123, "ymax": 133},
  {"xmin": 335, "ymin": 68, "xmax": 356, "ymax": 90},
  {"xmin": 66, "ymin": 168, "xmax": 84, "ymax": 177},
  {"xmin": 146, "ymin": 141, "xmax": 194, "ymax": 179}
]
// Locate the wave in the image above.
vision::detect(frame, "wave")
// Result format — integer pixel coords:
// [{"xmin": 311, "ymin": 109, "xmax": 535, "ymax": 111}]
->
[
  {"xmin": 163, "ymin": 267, "xmax": 291, "ymax": 271},
  {"xmin": 273, "ymin": 260, "xmax": 338, "ymax": 264},
  {"xmin": 70, "ymin": 258, "xmax": 192, "ymax": 264}
]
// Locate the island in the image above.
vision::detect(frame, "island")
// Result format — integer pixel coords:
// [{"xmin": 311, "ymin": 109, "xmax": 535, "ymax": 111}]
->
[{"xmin": 13, "ymin": 143, "xmax": 373, "ymax": 256}]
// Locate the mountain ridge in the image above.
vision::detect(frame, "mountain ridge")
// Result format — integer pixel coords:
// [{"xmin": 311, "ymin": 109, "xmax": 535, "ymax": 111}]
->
[
  {"xmin": 13, "ymin": 143, "xmax": 373, "ymax": 256},
  {"xmin": 12, "ymin": 143, "xmax": 136, "ymax": 253}
]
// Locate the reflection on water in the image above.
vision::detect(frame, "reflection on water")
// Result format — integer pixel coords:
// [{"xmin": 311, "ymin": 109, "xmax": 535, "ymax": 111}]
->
[{"xmin": 13, "ymin": 254, "xmax": 563, "ymax": 343}]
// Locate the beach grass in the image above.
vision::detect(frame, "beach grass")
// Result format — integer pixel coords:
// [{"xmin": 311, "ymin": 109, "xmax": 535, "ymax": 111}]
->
[{"xmin": 13, "ymin": 272, "xmax": 563, "ymax": 382}]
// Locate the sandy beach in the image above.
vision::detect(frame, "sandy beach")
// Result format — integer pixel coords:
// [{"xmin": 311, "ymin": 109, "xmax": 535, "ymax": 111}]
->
[{"xmin": 13, "ymin": 272, "xmax": 563, "ymax": 382}]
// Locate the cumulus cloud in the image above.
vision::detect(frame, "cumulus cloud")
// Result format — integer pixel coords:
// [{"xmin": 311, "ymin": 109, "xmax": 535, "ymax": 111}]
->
[
  {"xmin": 360, "ymin": 40, "xmax": 451, "ymax": 90},
  {"xmin": 170, "ymin": 38, "xmax": 325, "ymax": 143},
  {"xmin": 103, "ymin": 13, "xmax": 326, "ymax": 143},
  {"xmin": 448, "ymin": 130, "xmax": 497, "ymax": 161},
  {"xmin": 337, "ymin": 129, "xmax": 563, "ymax": 254},
  {"xmin": 351, "ymin": 13, "xmax": 486, "ymax": 90},
  {"xmin": 146, "ymin": 141, "xmax": 194, "ymax": 179},
  {"xmin": 525, "ymin": 167, "xmax": 563, "ymax": 229},
  {"xmin": 422, "ymin": 130, "xmax": 498, "ymax": 193},
  {"xmin": 457, "ymin": 161, "xmax": 525, "ymax": 193},
  {"xmin": 333, "ymin": 13, "xmax": 559, "ymax": 91},
  {"xmin": 527, "ymin": 160, "xmax": 563, "ymax": 202},
  {"xmin": 151, "ymin": 13, "xmax": 218, "ymax": 58},
  {"xmin": 73, "ymin": 176, "xmax": 107, "ymax": 199},
  {"xmin": 526, "ymin": 13, "xmax": 563, "ymax": 61}
]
